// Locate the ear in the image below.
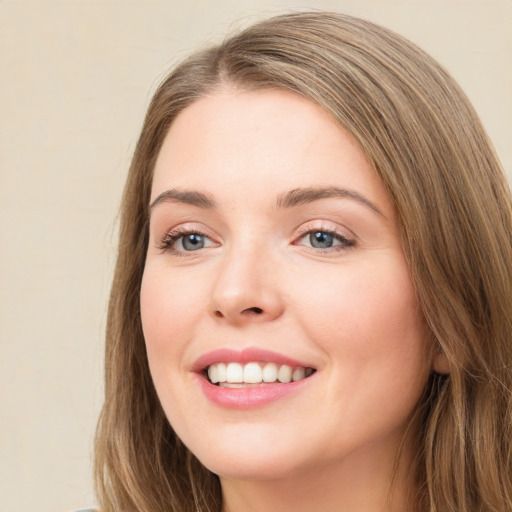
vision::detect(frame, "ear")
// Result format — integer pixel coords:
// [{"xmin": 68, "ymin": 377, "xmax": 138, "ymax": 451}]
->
[{"xmin": 432, "ymin": 349, "xmax": 450, "ymax": 374}]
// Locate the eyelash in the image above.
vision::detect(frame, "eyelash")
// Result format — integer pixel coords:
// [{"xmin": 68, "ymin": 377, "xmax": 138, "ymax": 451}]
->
[
  {"xmin": 293, "ymin": 226, "xmax": 356, "ymax": 253},
  {"xmin": 157, "ymin": 226, "xmax": 356, "ymax": 255},
  {"xmin": 157, "ymin": 226, "xmax": 212, "ymax": 255}
]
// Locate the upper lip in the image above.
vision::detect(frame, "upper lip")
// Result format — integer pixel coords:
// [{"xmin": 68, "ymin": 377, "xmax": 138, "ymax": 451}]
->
[{"xmin": 192, "ymin": 347, "xmax": 315, "ymax": 373}]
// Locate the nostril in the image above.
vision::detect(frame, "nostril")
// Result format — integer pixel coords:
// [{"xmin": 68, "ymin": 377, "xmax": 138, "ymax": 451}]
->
[
  {"xmin": 244, "ymin": 307, "xmax": 263, "ymax": 315},
  {"xmin": 213, "ymin": 308, "xmax": 262, "ymax": 318}
]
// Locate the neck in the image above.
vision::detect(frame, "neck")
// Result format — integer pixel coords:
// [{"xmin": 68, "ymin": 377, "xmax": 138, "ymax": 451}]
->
[{"xmin": 220, "ymin": 438, "xmax": 418, "ymax": 512}]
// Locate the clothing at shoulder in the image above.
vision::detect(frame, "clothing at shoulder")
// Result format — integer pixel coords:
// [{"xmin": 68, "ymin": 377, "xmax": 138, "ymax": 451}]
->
[{"xmin": 73, "ymin": 508, "xmax": 97, "ymax": 512}]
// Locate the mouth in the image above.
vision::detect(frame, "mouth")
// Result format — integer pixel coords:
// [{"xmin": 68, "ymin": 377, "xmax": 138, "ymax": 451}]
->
[
  {"xmin": 205, "ymin": 361, "xmax": 316, "ymax": 387},
  {"xmin": 194, "ymin": 348, "xmax": 317, "ymax": 408}
]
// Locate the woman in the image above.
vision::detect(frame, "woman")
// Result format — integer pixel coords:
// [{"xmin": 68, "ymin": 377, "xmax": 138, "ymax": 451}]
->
[{"xmin": 92, "ymin": 12, "xmax": 512, "ymax": 512}]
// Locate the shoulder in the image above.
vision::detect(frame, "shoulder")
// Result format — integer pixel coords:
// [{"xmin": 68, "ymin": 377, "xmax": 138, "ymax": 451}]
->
[{"xmin": 72, "ymin": 509, "xmax": 97, "ymax": 512}]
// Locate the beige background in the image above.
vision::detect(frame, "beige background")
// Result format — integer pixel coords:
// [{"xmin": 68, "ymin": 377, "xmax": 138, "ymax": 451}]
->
[{"xmin": 1, "ymin": 1, "xmax": 510, "ymax": 511}]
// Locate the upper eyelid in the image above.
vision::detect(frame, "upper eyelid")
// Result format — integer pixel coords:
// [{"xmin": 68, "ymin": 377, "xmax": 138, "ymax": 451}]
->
[
  {"xmin": 161, "ymin": 226, "xmax": 214, "ymax": 242},
  {"xmin": 156, "ymin": 222, "xmax": 216, "ymax": 239},
  {"xmin": 294, "ymin": 221, "xmax": 355, "ymax": 239},
  {"xmin": 158, "ymin": 230, "xmax": 354, "ymax": 257},
  {"xmin": 155, "ymin": 220, "xmax": 356, "ymax": 247},
  {"xmin": 157, "ymin": 229, "xmax": 218, "ymax": 256},
  {"xmin": 295, "ymin": 229, "xmax": 354, "ymax": 245},
  {"xmin": 297, "ymin": 228, "xmax": 349, "ymax": 240}
]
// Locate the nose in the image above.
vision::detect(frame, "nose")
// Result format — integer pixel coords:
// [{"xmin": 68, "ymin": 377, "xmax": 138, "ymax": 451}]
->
[{"xmin": 210, "ymin": 245, "xmax": 284, "ymax": 325}]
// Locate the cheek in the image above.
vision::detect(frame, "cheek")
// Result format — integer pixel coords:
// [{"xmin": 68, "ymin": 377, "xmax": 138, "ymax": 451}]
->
[
  {"xmin": 140, "ymin": 266, "xmax": 207, "ymax": 424},
  {"xmin": 296, "ymin": 263, "xmax": 430, "ymax": 441},
  {"xmin": 140, "ymin": 273, "xmax": 172, "ymax": 353},
  {"xmin": 290, "ymin": 257, "xmax": 429, "ymax": 384},
  {"xmin": 140, "ymin": 265, "xmax": 204, "ymax": 373}
]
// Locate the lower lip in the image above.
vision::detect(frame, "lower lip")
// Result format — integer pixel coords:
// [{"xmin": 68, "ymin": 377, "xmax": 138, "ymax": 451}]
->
[{"xmin": 196, "ymin": 374, "xmax": 312, "ymax": 409}]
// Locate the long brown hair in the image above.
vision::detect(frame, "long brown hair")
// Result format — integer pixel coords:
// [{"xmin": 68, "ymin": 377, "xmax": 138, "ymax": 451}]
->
[{"xmin": 94, "ymin": 12, "xmax": 512, "ymax": 512}]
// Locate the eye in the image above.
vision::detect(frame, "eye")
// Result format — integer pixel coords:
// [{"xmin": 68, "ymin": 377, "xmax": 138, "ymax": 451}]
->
[
  {"xmin": 159, "ymin": 229, "xmax": 216, "ymax": 254},
  {"xmin": 179, "ymin": 233, "xmax": 206, "ymax": 251},
  {"xmin": 308, "ymin": 231, "xmax": 337, "ymax": 249},
  {"xmin": 295, "ymin": 228, "xmax": 355, "ymax": 252}
]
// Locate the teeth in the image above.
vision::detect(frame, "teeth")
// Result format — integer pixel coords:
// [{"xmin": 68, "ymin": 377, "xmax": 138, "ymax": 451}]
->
[
  {"xmin": 208, "ymin": 364, "xmax": 219, "ymax": 384},
  {"xmin": 208, "ymin": 362, "xmax": 227, "ymax": 384},
  {"xmin": 277, "ymin": 364, "xmax": 292, "ymax": 383},
  {"xmin": 262, "ymin": 362, "xmax": 278, "ymax": 382},
  {"xmin": 226, "ymin": 362, "xmax": 243, "ymax": 383},
  {"xmin": 244, "ymin": 362, "xmax": 262, "ymax": 383},
  {"xmin": 206, "ymin": 362, "xmax": 314, "ymax": 385},
  {"xmin": 292, "ymin": 367, "xmax": 306, "ymax": 381},
  {"xmin": 217, "ymin": 362, "xmax": 227, "ymax": 382}
]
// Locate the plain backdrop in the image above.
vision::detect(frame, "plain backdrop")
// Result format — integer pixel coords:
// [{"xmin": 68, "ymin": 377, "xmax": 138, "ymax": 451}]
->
[{"xmin": 1, "ymin": 1, "xmax": 510, "ymax": 511}]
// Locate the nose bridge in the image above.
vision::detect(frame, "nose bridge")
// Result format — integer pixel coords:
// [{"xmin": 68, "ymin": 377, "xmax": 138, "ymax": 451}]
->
[{"xmin": 210, "ymin": 233, "xmax": 283, "ymax": 324}]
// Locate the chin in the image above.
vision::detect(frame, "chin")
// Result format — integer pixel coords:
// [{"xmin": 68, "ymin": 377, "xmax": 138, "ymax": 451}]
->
[
  {"xmin": 201, "ymin": 452, "xmax": 306, "ymax": 482},
  {"xmin": 181, "ymin": 425, "xmax": 313, "ymax": 481}
]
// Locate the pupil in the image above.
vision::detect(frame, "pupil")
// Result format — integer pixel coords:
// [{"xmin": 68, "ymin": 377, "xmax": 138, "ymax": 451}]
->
[
  {"xmin": 310, "ymin": 231, "xmax": 333, "ymax": 248},
  {"xmin": 183, "ymin": 234, "xmax": 204, "ymax": 251}
]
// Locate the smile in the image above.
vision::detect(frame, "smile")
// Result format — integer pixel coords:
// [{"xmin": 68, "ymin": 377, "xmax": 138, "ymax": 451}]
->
[
  {"xmin": 193, "ymin": 348, "xmax": 318, "ymax": 408},
  {"xmin": 207, "ymin": 362, "xmax": 315, "ymax": 386}
]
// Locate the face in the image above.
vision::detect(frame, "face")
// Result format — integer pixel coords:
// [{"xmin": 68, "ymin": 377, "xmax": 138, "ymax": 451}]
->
[{"xmin": 141, "ymin": 88, "xmax": 432, "ymax": 481}]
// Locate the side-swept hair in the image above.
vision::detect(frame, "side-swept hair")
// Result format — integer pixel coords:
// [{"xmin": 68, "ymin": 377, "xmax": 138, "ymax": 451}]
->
[{"xmin": 94, "ymin": 12, "xmax": 512, "ymax": 512}]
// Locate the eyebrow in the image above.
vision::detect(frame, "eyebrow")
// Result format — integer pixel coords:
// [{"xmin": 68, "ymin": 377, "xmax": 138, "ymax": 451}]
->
[
  {"xmin": 276, "ymin": 186, "xmax": 386, "ymax": 218},
  {"xmin": 150, "ymin": 189, "xmax": 217, "ymax": 210},
  {"xmin": 149, "ymin": 185, "xmax": 385, "ymax": 218}
]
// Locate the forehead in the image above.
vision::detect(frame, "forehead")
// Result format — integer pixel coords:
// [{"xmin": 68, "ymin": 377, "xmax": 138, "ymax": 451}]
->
[{"xmin": 151, "ymin": 88, "xmax": 392, "ymax": 216}]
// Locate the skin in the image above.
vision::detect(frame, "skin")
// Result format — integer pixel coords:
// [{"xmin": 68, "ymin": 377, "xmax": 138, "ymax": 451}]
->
[{"xmin": 141, "ymin": 87, "xmax": 435, "ymax": 512}]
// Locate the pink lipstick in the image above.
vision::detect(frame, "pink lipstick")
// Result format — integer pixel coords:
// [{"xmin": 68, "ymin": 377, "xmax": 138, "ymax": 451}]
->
[
  {"xmin": 192, "ymin": 347, "xmax": 311, "ymax": 372},
  {"xmin": 192, "ymin": 347, "xmax": 316, "ymax": 409}
]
